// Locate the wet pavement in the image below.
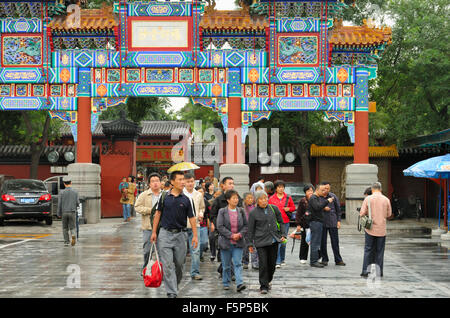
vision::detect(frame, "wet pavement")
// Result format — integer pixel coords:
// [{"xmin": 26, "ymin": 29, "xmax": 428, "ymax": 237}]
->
[{"xmin": 0, "ymin": 217, "xmax": 449, "ymax": 298}]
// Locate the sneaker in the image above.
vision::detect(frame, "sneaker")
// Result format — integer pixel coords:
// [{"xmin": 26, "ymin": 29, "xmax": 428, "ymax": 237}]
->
[
  {"xmin": 275, "ymin": 264, "xmax": 281, "ymax": 269},
  {"xmin": 310, "ymin": 262, "xmax": 325, "ymax": 268},
  {"xmin": 167, "ymin": 293, "xmax": 177, "ymax": 298},
  {"xmin": 336, "ymin": 261, "xmax": 346, "ymax": 266},
  {"xmin": 200, "ymin": 256, "xmax": 204, "ymax": 262},
  {"xmin": 223, "ymin": 286, "xmax": 230, "ymax": 290},
  {"xmin": 192, "ymin": 275, "xmax": 203, "ymax": 280},
  {"xmin": 320, "ymin": 261, "xmax": 328, "ymax": 266},
  {"xmin": 300, "ymin": 260, "xmax": 308, "ymax": 264},
  {"xmin": 281, "ymin": 262, "xmax": 286, "ymax": 266},
  {"xmin": 64, "ymin": 242, "xmax": 70, "ymax": 246},
  {"xmin": 210, "ymin": 256, "xmax": 215, "ymax": 262},
  {"xmin": 360, "ymin": 273, "xmax": 368, "ymax": 278},
  {"xmin": 71, "ymin": 235, "xmax": 76, "ymax": 246},
  {"xmin": 243, "ymin": 264, "xmax": 249, "ymax": 269},
  {"xmin": 260, "ymin": 289, "xmax": 268, "ymax": 295},
  {"xmin": 237, "ymin": 284, "xmax": 246, "ymax": 292}
]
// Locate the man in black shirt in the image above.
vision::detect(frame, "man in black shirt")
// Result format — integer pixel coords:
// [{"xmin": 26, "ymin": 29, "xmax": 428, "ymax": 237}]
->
[
  {"xmin": 151, "ymin": 171, "xmax": 198, "ymax": 298},
  {"xmin": 308, "ymin": 184, "xmax": 333, "ymax": 267}
]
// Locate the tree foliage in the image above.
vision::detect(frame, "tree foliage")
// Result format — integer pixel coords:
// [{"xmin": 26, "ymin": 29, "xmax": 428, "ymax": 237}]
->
[
  {"xmin": 99, "ymin": 97, "xmax": 176, "ymax": 123},
  {"xmin": 177, "ymin": 101, "xmax": 221, "ymax": 138},
  {"xmin": 370, "ymin": 0, "xmax": 449, "ymax": 147}
]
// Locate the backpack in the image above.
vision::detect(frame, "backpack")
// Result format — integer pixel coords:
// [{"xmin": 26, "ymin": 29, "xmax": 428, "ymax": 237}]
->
[{"xmin": 150, "ymin": 191, "xmax": 167, "ymax": 235}]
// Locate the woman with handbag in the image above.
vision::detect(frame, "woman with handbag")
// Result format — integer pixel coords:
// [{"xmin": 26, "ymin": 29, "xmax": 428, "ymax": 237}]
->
[
  {"xmin": 295, "ymin": 184, "xmax": 315, "ymax": 264},
  {"xmin": 247, "ymin": 190, "xmax": 286, "ymax": 294},
  {"xmin": 268, "ymin": 180, "xmax": 296, "ymax": 268},
  {"xmin": 216, "ymin": 189, "xmax": 248, "ymax": 292}
]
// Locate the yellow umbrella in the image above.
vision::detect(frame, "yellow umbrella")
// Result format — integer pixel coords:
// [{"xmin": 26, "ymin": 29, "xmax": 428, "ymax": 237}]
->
[{"xmin": 167, "ymin": 162, "xmax": 200, "ymax": 173}]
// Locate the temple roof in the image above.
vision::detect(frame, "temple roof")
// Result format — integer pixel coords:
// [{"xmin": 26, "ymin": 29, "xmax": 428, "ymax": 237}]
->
[
  {"xmin": 200, "ymin": 4, "xmax": 268, "ymax": 31},
  {"xmin": 60, "ymin": 120, "xmax": 190, "ymax": 138},
  {"xmin": 48, "ymin": 4, "xmax": 118, "ymax": 31},
  {"xmin": 330, "ymin": 19, "xmax": 392, "ymax": 47}
]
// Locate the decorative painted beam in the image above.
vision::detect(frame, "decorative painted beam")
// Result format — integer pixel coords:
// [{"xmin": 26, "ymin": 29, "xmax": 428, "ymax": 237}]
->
[
  {"xmin": 0, "ymin": 18, "xmax": 42, "ymax": 33},
  {"xmin": 0, "ymin": 97, "xmax": 77, "ymax": 111},
  {"xmin": 241, "ymin": 67, "xmax": 356, "ymax": 84},
  {"xmin": 276, "ymin": 18, "xmax": 333, "ymax": 33},
  {"xmin": 91, "ymin": 83, "xmax": 229, "ymax": 98},
  {"xmin": 126, "ymin": 2, "xmax": 195, "ymax": 17},
  {"xmin": 52, "ymin": 50, "xmax": 268, "ymax": 68}
]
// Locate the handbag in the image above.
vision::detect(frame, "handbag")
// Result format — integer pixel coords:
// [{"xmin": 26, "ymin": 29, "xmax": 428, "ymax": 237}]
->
[
  {"xmin": 284, "ymin": 195, "xmax": 293, "ymax": 219},
  {"xmin": 142, "ymin": 243, "xmax": 163, "ymax": 288},
  {"xmin": 358, "ymin": 197, "xmax": 373, "ymax": 232}
]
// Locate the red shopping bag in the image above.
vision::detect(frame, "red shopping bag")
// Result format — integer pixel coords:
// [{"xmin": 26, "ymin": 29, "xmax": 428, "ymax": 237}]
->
[{"xmin": 142, "ymin": 243, "xmax": 163, "ymax": 288}]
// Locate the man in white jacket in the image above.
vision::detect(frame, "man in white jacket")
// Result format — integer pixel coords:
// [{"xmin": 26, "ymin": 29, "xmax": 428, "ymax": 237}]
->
[{"xmin": 183, "ymin": 173, "xmax": 205, "ymax": 280}]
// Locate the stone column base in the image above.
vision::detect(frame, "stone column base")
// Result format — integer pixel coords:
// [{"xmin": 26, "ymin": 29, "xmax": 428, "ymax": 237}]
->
[
  {"xmin": 432, "ymin": 228, "xmax": 447, "ymax": 236},
  {"xmin": 219, "ymin": 164, "xmax": 249, "ymax": 197},
  {"xmin": 345, "ymin": 164, "xmax": 378, "ymax": 226},
  {"xmin": 67, "ymin": 163, "xmax": 101, "ymax": 224},
  {"xmin": 441, "ymin": 232, "xmax": 450, "ymax": 241}
]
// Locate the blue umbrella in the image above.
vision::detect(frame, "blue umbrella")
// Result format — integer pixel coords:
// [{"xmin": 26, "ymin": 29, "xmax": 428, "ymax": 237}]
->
[{"xmin": 403, "ymin": 154, "xmax": 450, "ymax": 231}]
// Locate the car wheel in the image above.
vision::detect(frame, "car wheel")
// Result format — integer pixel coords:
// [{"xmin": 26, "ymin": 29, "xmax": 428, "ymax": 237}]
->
[{"xmin": 45, "ymin": 217, "xmax": 53, "ymax": 226}]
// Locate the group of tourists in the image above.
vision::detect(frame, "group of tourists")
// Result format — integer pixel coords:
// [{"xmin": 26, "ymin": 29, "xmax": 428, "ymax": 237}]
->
[{"xmin": 129, "ymin": 171, "xmax": 392, "ymax": 298}]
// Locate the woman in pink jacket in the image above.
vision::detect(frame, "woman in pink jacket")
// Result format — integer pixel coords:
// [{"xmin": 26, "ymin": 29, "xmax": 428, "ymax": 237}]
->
[{"xmin": 268, "ymin": 180, "xmax": 296, "ymax": 267}]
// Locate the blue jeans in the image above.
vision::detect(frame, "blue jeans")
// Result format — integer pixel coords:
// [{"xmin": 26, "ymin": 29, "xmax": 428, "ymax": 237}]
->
[
  {"xmin": 221, "ymin": 245, "xmax": 243, "ymax": 287},
  {"xmin": 276, "ymin": 222, "xmax": 290, "ymax": 264},
  {"xmin": 309, "ymin": 221, "xmax": 323, "ymax": 265},
  {"xmin": 122, "ymin": 204, "xmax": 130, "ymax": 220},
  {"xmin": 187, "ymin": 228, "xmax": 201, "ymax": 277},
  {"xmin": 199, "ymin": 227, "xmax": 209, "ymax": 258}
]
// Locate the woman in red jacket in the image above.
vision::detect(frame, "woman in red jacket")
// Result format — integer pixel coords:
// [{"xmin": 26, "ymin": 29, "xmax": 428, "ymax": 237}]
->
[{"xmin": 268, "ymin": 180, "xmax": 296, "ymax": 267}]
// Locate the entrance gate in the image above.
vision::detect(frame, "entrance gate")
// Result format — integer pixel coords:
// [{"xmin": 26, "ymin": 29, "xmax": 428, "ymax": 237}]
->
[{"xmin": 0, "ymin": 0, "xmax": 391, "ymax": 221}]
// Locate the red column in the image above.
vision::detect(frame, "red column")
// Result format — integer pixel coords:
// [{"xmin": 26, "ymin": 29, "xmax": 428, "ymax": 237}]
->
[
  {"xmin": 76, "ymin": 97, "xmax": 92, "ymax": 163},
  {"xmin": 354, "ymin": 111, "xmax": 369, "ymax": 164},
  {"xmin": 226, "ymin": 97, "xmax": 244, "ymax": 164}
]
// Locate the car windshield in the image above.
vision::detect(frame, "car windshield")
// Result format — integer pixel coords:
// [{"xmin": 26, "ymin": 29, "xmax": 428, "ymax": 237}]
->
[
  {"xmin": 5, "ymin": 180, "xmax": 46, "ymax": 192},
  {"xmin": 285, "ymin": 186, "xmax": 305, "ymax": 197},
  {"xmin": 285, "ymin": 185, "xmax": 305, "ymax": 204}
]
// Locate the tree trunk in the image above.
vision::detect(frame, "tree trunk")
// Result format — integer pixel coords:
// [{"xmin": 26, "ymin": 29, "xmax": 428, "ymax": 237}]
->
[
  {"xmin": 29, "ymin": 143, "xmax": 40, "ymax": 179},
  {"xmin": 294, "ymin": 113, "xmax": 312, "ymax": 184},
  {"xmin": 299, "ymin": 147, "xmax": 311, "ymax": 184},
  {"xmin": 22, "ymin": 111, "xmax": 51, "ymax": 179}
]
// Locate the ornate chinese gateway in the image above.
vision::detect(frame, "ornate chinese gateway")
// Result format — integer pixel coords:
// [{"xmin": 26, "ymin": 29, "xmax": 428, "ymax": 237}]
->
[{"xmin": 0, "ymin": 0, "xmax": 391, "ymax": 165}]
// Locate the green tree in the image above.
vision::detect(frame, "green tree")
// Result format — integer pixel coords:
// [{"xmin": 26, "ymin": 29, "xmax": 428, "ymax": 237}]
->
[
  {"xmin": 370, "ymin": 0, "xmax": 449, "ymax": 147},
  {"xmin": 178, "ymin": 101, "xmax": 221, "ymax": 138},
  {"xmin": 99, "ymin": 97, "xmax": 176, "ymax": 123},
  {"xmin": 0, "ymin": 110, "xmax": 63, "ymax": 178}
]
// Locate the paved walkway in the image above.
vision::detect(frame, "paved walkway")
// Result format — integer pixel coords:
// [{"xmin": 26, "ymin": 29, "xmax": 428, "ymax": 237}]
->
[{"xmin": 0, "ymin": 217, "xmax": 449, "ymax": 298}]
